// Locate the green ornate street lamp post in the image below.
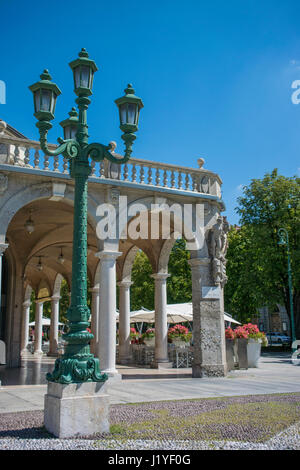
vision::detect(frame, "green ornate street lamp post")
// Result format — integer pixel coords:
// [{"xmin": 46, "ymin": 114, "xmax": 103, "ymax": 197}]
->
[
  {"xmin": 29, "ymin": 49, "xmax": 143, "ymax": 384},
  {"xmin": 277, "ymin": 228, "xmax": 296, "ymax": 350}
]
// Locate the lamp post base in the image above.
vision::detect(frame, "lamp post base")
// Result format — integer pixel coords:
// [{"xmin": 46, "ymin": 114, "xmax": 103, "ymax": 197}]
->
[{"xmin": 44, "ymin": 381, "xmax": 109, "ymax": 438}]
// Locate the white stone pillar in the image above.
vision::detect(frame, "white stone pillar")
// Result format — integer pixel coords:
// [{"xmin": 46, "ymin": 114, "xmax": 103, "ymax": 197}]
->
[
  {"xmin": 90, "ymin": 286, "xmax": 100, "ymax": 355},
  {"xmin": 188, "ymin": 258, "xmax": 227, "ymax": 378},
  {"xmin": 20, "ymin": 300, "xmax": 30, "ymax": 354},
  {"xmin": 95, "ymin": 250, "xmax": 122, "ymax": 378},
  {"xmin": 151, "ymin": 273, "xmax": 172, "ymax": 368},
  {"xmin": 48, "ymin": 296, "xmax": 60, "ymax": 356},
  {"xmin": 117, "ymin": 280, "xmax": 133, "ymax": 364},
  {"xmin": 34, "ymin": 301, "xmax": 43, "ymax": 355}
]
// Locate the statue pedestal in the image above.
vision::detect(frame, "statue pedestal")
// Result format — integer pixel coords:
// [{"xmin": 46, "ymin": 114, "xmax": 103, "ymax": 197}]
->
[{"xmin": 44, "ymin": 381, "xmax": 109, "ymax": 438}]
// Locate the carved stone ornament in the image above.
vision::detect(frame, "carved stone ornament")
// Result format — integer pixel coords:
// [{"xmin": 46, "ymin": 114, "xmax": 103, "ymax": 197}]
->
[
  {"xmin": 207, "ymin": 215, "xmax": 229, "ymax": 287},
  {"xmin": 0, "ymin": 173, "xmax": 8, "ymax": 194},
  {"xmin": 110, "ymin": 188, "xmax": 120, "ymax": 206}
]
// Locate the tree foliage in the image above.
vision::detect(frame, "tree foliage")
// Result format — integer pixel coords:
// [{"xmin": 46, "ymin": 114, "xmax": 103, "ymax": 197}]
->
[
  {"xmin": 225, "ymin": 169, "xmax": 300, "ymax": 337},
  {"xmin": 129, "ymin": 239, "xmax": 192, "ymax": 311}
]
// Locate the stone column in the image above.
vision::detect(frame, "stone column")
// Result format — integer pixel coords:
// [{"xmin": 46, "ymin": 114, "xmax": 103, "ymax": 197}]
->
[
  {"xmin": 20, "ymin": 300, "xmax": 30, "ymax": 354},
  {"xmin": 188, "ymin": 258, "xmax": 227, "ymax": 377},
  {"xmin": 117, "ymin": 280, "xmax": 133, "ymax": 364},
  {"xmin": 34, "ymin": 300, "xmax": 44, "ymax": 355},
  {"xmin": 48, "ymin": 296, "xmax": 60, "ymax": 356},
  {"xmin": 95, "ymin": 250, "xmax": 122, "ymax": 378},
  {"xmin": 90, "ymin": 286, "xmax": 100, "ymax": 355},
  {"xmin": 151, "ymin": 273, "xmax": 172, "ymax": 368}
]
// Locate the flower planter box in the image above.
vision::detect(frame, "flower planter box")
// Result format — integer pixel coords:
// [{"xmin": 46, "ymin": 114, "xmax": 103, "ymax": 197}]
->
[
  {"xmin": 172, "ymin": 339, "xmax": 189, "ymax": 349},
  {"xmin": 143, "ymin": 337, "xmax": 155, "ymax": 347},
  {"xmin": 225, "ymin": 339, "xmax": 235, "ymax": 371},
  {"xmin": 235, "ymin": 338, "xmax": 248, "ymax": 369},
  {"xmin": 247, "ymin": 338, "xmax": 262, "ymax": 368}
]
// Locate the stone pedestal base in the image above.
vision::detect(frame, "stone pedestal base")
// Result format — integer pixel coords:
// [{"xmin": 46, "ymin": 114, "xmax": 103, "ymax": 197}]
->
[
  {"xmin": 192, "ymin": 363, "xmax": 227, "ymax": 378},
  {"xmin": 150, "ymin": 361, "xmax": 173, "ymax": 369},
  {"xmin": 44, "ymin": 381, "xmax": 109, "ymax": 438}
]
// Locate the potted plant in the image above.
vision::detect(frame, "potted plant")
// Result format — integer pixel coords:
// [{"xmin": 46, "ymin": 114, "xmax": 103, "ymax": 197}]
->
[
  {"xmin": 168, "ymin": 324, "xmax": 192, "ymax": 348},
  {"xmin": 142, "ymin": 328, "xmax": 155, "ymax": 347},
  {"xmin": 242, "ymin": 323, "xmax": 268, "ymax": 368},
  {"xmin": 225, "ymin": 327, "xmax": 235, "ymax": 370},
  {"xmin": 233, "ymin": 326, "xmax": 249, "ymax": 369},
  {"xmin": 130, "ymin": 327, "xmax": 140, "ymax": 344}
]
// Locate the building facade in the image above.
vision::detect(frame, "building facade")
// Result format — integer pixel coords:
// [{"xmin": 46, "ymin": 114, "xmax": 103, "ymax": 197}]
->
[{"xmin": 0, "ymin": 118, "xmax": 229, "ymax": 378}]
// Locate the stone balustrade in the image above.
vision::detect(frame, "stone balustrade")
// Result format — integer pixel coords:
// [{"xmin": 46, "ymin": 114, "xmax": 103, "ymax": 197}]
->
[{"xmin": 0, "ymin": 134, "xmax": 222, "ymax": 197}]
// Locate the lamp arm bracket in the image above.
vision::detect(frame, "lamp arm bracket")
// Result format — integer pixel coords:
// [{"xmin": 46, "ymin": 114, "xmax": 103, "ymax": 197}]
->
[
  {"xmin": 84, "ymin": 142, "xmax": 131, "ymax": 164},
  {"xmin": 37, "ymin": 121, "xmax": 80, "ymax": 159}
]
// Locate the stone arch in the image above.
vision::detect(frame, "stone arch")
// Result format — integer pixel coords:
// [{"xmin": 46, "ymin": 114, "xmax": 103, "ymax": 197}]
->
[
  {"xmin": 0, "ymin": 181, "xmax": 100, "ymax": 241},
  {"xmin": 157, "ymin": 235, "xmax": 178, "ymax": 273},
  {"xmin": 52, "ymin": 273, "xmax": 64, "ymax": 297},
  {"xmin": 24, "ymin": 284, "xmax": 33, "ymax": 303},
  {"xmin": 121, "ymin": 245, "xmax": 139, "ymax": 281}
]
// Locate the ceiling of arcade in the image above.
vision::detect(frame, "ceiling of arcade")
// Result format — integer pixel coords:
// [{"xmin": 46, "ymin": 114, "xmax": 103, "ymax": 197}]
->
[
  {"xmin": 5, "ymin": 200, "xmax": 182, "ymax": 296},
  {"xmin": 6, "ymin": 199, "xmax": 99, "ymax": 295}
]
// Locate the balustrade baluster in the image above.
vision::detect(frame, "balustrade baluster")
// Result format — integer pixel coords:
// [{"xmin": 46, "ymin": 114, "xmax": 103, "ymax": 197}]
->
[
  {"xmin": 124, "ymin": 162, "xmax": 129, "ymax": 181},
  {"xmin": 148, "ymin": 166, "xmax": 152, "ymax": 185},
  {"xmin": 155, "ymin": 168, "xmax": 160, "ymax": 186},
  {"xmin": 44, "ymin": 154, "xmax": 50, "ymax": 170},
  {"xmin": 171, "ymin": 170, "xmax": 175, "ymax": 188},
  {"xmin": 192, "ymin": 174, "xmax": 198, "ymax": 191},
  {"xmin": 90, "ymin": 159, "xmax": 96, "ymax": 176},
  {"xmin": 100, "ymin": 161, "xmax": 105, "ymax": 178},
  {"xmin": 185, "ymin": 173, "xmax": 190, "ymax": 190},
  {"xmin": 14, "ymin": 145, "xmax": 20, "ymax": 165},
  {"xmin": 140, "ymin": 165, "xmax": 145, "ymax": 183},
  {"xmin": 63, "ymin": 157, "xmax": 68, "ymax": 173},
  {"xmin": 132, "ymin": 163, "xmax": 137, "ymax": 182},
  {"xmin": 178, "ymin": 171, "xmax": 183, "ymax": 189},
  {"xmin": 53, "ymin": 155, "xmax": 59, "ymax": 172},
  {"xmin": 163, "ymin": 169, "xmax": 168, "ymax": 187},
  {"xmin": 34, "ymin": 149, "xmax": 40, "ymax": 169},
  {"xmin": 24, "ymin": 147, "xmax": 30, "ymax": 167}
]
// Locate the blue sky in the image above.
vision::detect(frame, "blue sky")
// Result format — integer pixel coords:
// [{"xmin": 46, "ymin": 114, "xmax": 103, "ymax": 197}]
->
[{"xmin": 1, "ymin": 0, "xmax": 300, "ymax": 224}]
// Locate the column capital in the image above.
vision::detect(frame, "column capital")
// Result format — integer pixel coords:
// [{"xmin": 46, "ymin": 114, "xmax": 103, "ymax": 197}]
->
[
  {"xmin": 89, "ymin": 286, "xmax": 100, "ymax": 293},
  {"xmin": 117, "ymin": 280, "xmax": 133, "ymax": 288},
  {"xmin": 151, "ymin": 272, "xmax": 170, "ymax": 281},
  {"xmin": 35, "ymin": 299, "xmax": 45, "ymax": 305},
  {"xmin": 0, "ymin": 243, "xmax": 9, "ymax": 256},
  {"xmin": 23, "ymin": 300, "xmax": 31, "ymax": 308},
  {"xmin": 51, "ymin": 295, "xmax": 61, "ymax": 302},
  {"xmin": 95, "ymin": 250, "xmax": 122, "ymax": 260}
]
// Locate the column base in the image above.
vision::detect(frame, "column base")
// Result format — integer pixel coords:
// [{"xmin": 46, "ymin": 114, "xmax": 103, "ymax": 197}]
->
[
  {"xmin": 33, "ymin": 350, "xmax": 43, "ymax": 356},
  {"xmin": 192, "ymin": 363, "xmax": 227, "ymax": 378},
  {"xmin": 102, "ymin": 369, "xmax": 122, "ymax": 383},
  {"xmin": 44, "ymin": 381, "xmax": 109, "ymax": 438},
  {"xmin": 47, "ymin": 352, "xmax": 59, "ymax": 357},
  {"xmin": 150, "ymin": 361, "xmax": 173, "ymax": 369}
]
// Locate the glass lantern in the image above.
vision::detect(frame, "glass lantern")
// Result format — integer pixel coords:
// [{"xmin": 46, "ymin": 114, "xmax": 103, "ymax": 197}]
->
[
  {"xmin": 60, "ymin": 107, "xmax": 79, "ymax": 140},
  {"xmin": 29, "ymin": 70, "xmax": 61, "ymax": 121},
  {"xmin": 115, "ymin": 84, "xmax": 143, "ymax": 132},
  {"xmin": 69, "ymin": 48, "xmax": 98, "ymax": 96}
]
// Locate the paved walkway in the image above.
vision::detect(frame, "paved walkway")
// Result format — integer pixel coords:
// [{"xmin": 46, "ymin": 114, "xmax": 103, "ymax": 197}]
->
[{"xmin": 0, "ymin": 352, "xmax": 299, "ymax": 414}]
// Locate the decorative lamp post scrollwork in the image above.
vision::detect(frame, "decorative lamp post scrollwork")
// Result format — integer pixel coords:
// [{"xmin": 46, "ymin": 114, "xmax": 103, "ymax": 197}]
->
[
  {"xmin": 29, "ymin": 48, "xmax": 143, "ymax": 384},
  {"xmin": 277, "ymin": 228, "xmax": 296, "ymax": 350}
]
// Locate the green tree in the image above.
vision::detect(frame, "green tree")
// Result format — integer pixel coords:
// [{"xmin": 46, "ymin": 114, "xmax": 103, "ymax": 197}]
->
[
  {"xmin": 225, "ymin": 169, "xmax": 300, "ymax": 337},
  {"xmin": 167, "ymin": 238, "xmax": 192, "ymax": 304},
  {"xmin": 129, "ymin": 239, "xmax": 192, "ymax": 311},
  {"xmin": 130, "ymin": 250, "xmax": 154, "ymax": 310}
]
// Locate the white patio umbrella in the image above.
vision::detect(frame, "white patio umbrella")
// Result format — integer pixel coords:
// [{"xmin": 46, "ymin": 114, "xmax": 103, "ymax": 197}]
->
[{"xmin": 29, "ymin": 317, "xmax": 64, "ymax": 326}]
